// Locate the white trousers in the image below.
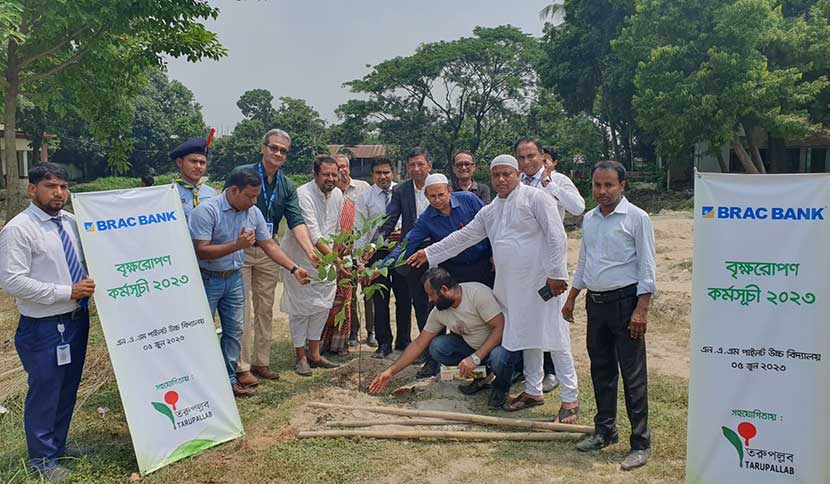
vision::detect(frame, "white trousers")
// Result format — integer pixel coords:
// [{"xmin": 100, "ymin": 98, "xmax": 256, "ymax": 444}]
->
[
  {"xmin": 289, "ymin": 310, "xmax": 329, "ymax": 348},
  {"xmin": 523, "ymin": 349, "xmax": 579, "ymax": 402}
]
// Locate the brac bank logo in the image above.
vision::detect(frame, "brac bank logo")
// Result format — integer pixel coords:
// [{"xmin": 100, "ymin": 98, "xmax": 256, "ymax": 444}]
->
[
  {"xmin": 701, "ymin": 205, "xmax": 824, "ymax": 221},
  {"xmin": 84, "ymin": 211, "xmax": 177, "ymax": 232}
]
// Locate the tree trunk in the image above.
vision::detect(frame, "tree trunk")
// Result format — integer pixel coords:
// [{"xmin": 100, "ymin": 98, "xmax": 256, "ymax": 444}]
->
[
  {"xmin": 716, "ymin": 150, "xmax": 729, "ymax": 173},
  {"xmin": 5, "ymin": 40, "xmax": 27, "ymax": 222},
  {"xmin": 732, "ymin": 139, "xmax": 759, "ymax": 174},
  {"xmin": 746, "ymin": 136, "xmax": 767, "ymax": 175}
]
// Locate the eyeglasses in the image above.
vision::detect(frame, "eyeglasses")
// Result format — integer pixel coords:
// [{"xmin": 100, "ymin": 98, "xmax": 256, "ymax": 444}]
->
[
  {"xmin": 454, "ymin": 162, "xmax": 474, "ymax": 168},
  {"xmin": 264, "ymin": 144, "xmax": 289, "ymax": 155}
]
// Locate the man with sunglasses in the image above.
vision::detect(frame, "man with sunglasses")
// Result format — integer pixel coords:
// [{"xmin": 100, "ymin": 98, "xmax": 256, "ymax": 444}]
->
[{"xmin": 227, "ymin": 129, "xmax": 317, "ymax": 387}]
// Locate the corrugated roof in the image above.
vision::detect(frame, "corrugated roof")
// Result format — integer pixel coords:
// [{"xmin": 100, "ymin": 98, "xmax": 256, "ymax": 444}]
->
[{"xmin": 327, "ymin": 144, "xmax": 387, "ymax": 158}]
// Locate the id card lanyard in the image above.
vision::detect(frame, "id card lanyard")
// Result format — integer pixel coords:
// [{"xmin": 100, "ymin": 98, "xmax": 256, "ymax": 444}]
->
[
  {"xmin": 258, "ymin": 163, "xmax": 280, "ymax": 236},
  {"xmin": 56, "ymin": 323, "xmax": 71, "ymax": 366}
]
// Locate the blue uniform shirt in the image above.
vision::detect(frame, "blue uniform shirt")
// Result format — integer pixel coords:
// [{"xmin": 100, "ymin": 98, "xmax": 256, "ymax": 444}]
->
[
  {"xmin": 177, "ymin": 182, "xmax": 218, "ymax": 220},
  {"xmin": 188, "ymin": 193, "xmax": 271, "ymax": 271},
  {"xmin": 384, "ymin": 191, "xmax": 491, "ymax": 266}
]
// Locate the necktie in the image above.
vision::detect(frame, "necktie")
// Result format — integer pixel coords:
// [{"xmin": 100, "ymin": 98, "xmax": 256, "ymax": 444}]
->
[
  {"xmin": 382, "ymin": 189, "xmax": 391, "ymax": 206},
  {"xmin": 176, "ymin": 178, "xmax": 202, "ymax": 207},
  {"xmin": 521, "ymin": 173, "xmax": 535, "ymax": 186},
  {"xmin": 51, "ymin": 217, "xmax": 88, "ymax": 308}
]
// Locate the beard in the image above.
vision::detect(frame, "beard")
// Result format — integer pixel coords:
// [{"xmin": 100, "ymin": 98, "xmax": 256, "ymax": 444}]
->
[{"xmin": 434, "ymin": 295, "xmax": 454, "ymax": 311}]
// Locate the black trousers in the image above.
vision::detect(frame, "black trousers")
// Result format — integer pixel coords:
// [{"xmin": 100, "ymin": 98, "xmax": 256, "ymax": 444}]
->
[
  {"xmin": 403, "ymin": 264, "xmax": 430, "ymax": 333},
  {"xmin": 586, "ymin": 288, "xmax": 651, "ymax": 450},
  {"xmin": 371, "ymin": 252, "xmax": 411, "ymax": 348}
]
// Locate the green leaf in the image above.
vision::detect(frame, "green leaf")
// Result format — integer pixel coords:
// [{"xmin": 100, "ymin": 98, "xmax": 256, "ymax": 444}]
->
[
  {"xmin": 379, "ymin": 267, "xmax": 388, "ymax": 277},
  {"xmin": 721, "ymin": 426, "xmax": 744, "ymax": 467},
  {"xmin": 152, "ymin": 402, "xmax": 176, "ymax": 430},
  {"xmin": 161, "ymin": 439, "xmax": 219, "ymax": 467},
  {"xmin": 327, "ymin": 266, "xmax": 337, "ymax": 281},
  {"xmin": 317, "ymin": 266, "xmax": 328, "ymax": 280}
]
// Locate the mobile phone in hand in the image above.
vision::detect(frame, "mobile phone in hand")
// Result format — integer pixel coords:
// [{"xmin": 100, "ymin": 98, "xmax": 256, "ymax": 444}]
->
[{"xmin": 538, "ymin": 284, "xmax": 554, "ymax": 301}]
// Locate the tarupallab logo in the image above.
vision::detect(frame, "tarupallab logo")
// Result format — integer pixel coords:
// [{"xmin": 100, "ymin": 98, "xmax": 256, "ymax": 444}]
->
[
  {"xmin": 83, "ymin": 211, "xmax": 177, "ymax": 233},
  {"xmin": 722, "ymin": 422, "xmax": 756, "ymax": 467},
  {"xmin": 702, "ymin": 205, "xmax": 824, "ymax": 221},
  {"xmin": 152, "ymin": 391, "xmax": 180, "ymax": 430},
  {"xmin": 722, "ymin": 422, "xmax": 796, "ymax": 475}
]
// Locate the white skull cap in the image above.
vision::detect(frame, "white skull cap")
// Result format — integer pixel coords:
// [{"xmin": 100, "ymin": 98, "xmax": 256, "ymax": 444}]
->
[
  {"xmin": 490, "ymin": 154, "xmax": 519, "ymax": 170},
  {"xmin": 424, "ymin": 173, "xmax": 449, "ymax": 188}
]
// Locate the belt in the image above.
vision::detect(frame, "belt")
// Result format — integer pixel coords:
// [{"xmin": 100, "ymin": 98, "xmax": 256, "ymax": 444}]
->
[
  {"xmin": 26, "ymin": 307, "xmax": 88, "ymax": 321},
  {"xmin": 587, "ymin": 284, "xmax": 638, "ymax": 304},
  {"xmin": 200, "ymin": 268, "xmax": 239, "ymax": 278}
]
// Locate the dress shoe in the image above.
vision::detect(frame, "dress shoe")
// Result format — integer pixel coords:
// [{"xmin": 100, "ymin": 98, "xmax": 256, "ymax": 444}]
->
[
  {"xmin": 236, "ymin": 371, "xmax": 260, "ymax": 387},
  {"xmin": 371, "ymin": 344, "xmax": 392, "ymax": 359},
  {"xmin": 576, "ymin": 432, "xmax": 619, "ymax": 452},
  {"xmin": 251, "ymin": 365, "xmax": 280, "ymax": 381},
  {"xmin": 415, "ymin": 360, "xmax": 440, "ymax": 379},
  {"xmin": 621, "ymin": 448, "xmax": 652, "ymax": 470},
  {"xmin": 232, "ymin": 383, "xmax": 256, "ymax": 398},
  {"xmin": 39, "ymin": 465, "xmax": 71, "ymax": 482},
  {"xmin": 295, "ymin": 359, "xmax": 313, "ymax": 376},
  {"xmin": 542, "ymin": 374, "xmax": 560, "ymax": 393},
  {"xmin": 366, "ymin": 332, "xmax": 378, "ymax": 347},
  {"xmin": 348, "ymin": 337, "xmax": 359, "ymax": 347},
  {"xmin": 487, "ymin": 389, "xmax": 508, "ymax": 410},
  {"xmin": 309, "ymin": 357, "xmax": 340, "ymax": 369}
]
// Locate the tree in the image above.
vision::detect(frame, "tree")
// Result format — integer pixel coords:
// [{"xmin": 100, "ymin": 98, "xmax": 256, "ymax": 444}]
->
[
  {"xmin": 537, "ymin": 0, "xmax": 644, "ymax": 167},
  {"xmin": 617, "ymin": 0, "xmax": 829, "ymax": 173},
  {"xmin": 344, "ymin": 25, "xmax": 542, "ymax": 168},
  {"xmin": 1, "ymin": 0, "xmax": 225, "ymax": 220},
  {"xmin": 210, "ymin": 93, "xmax": 328, "ymax": 178}
]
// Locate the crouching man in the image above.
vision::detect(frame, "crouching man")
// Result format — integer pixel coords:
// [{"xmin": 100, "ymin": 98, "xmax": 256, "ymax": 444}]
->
[{"xmin": 368, "ymin": 267, "xmax": 516, "ymax": 409}]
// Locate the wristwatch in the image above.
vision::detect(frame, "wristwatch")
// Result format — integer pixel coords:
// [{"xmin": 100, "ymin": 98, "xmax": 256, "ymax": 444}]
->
[
  {"xmin": 290, "ymin": 265, "xmax": 299, "ymax": 274},
  {"xmin": 470, "ymin": 353, "xmax": 481, "ymax": 366}
]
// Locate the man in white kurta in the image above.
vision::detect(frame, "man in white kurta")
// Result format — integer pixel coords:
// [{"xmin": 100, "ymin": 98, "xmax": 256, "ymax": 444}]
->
[
  {"xmin": 408, "ymin": 155, "xmax": 579, "ymax": 417},
  {"xmin": 280, "ymin": 157, "xmax": 344, "ymax": 376}
]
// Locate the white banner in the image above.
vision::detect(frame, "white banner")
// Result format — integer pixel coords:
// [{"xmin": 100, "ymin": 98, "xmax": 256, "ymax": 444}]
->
[
  {"xmin": 686, "ymin": 172, "xmax": 830, "ymax": 483},
  {"xmin": 73, "ymin": 184, "xmax": 243, "ymax": 475}
]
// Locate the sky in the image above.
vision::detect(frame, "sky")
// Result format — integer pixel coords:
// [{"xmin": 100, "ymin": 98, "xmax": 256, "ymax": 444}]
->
[{"xmin": 165, "ymin": 0, "xmax": 556, "ymax": 134}]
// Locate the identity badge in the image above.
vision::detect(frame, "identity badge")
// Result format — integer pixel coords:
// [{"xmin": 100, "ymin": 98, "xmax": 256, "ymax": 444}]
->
[
  {"xmin": 266, "ymin": 222, "xmax": 274, "ymax": 237},
  {"xmin": 57, "ymin": 344, "xmax": 71, "ymax": 366}
]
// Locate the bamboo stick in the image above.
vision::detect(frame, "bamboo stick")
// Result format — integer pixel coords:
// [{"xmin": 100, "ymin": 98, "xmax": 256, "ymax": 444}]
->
[
  {"xmin": 307, "ymin": 402, "xmax": 593, "ymax": 434},
  {"xmin": 326, "ymin": 419, "xmax": 460, "ymax": 428},
  {"xmin": 298, "ymin": 430, "xmax": 584, "ymax": 441}
]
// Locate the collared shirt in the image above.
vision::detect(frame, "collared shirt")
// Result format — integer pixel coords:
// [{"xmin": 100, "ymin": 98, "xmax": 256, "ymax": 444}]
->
[
  {"xmin": 176, "ymin": 180, "xmax": 218, "ymax": 220},
  {"xmin": 384, "ymin": 191, "xmax": 491, "ymax": 266},
  {"xmin": 544, "ymin": 171, "xmax": 585, "ymax": 221},
  {"xmin": 0, "ymin": 203, "xmax": 84, "ymax": 317},
  {"xmin": 228, "ymin": 162, "xmax": 305, "ymax": 231},
  {"xmin": 340, "ymin": 177, "xmax": 371, "ymax": 204},
  {"xmin": 414, "ymin": 185, "xmax": 429, "ymax": 218},
  {"xmin": 452, "ymin": 180, "xmax": 492, "ymax": 204},
  {"xmin": 520, "ymin": 166, "xmax": 546, "ymax": 188},
  {"xmin": 572, "ymin": 197, "xmax": 657, "ymax": 295},
  {"xmin": 188, "ymin": 193, "xmax": 271, "ymax": 272},
  {"xmin": 355, "ymin": 182, "xmax": 399, "ymax": 248}
]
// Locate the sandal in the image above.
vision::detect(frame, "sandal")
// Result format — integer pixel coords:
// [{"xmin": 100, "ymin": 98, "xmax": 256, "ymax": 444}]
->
[
  {"xmin": 555, "ymin": 403, "xmax": 579, "ymax": 424},
  {"xmin": 502, "ymin": 392, "xmax": 544, "ymax": 412},
  {"xmin": 458, "ymin": 377, "xmax": 491, "ymax": 395}
]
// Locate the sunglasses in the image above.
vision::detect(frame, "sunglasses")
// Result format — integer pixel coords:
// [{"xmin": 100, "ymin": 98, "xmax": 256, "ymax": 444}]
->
[{"xmin": 264, "ymin": 144, "xmax": 289, "ymax": 155}]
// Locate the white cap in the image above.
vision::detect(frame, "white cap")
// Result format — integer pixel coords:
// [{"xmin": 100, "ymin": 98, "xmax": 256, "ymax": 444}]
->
[
  {"xmin": 424, "ymin": 173, "xmax": 449, "ymax": 188},
  {"xmin": 490, "ymin": 154, "xmax": 519, "ymax": 170}
]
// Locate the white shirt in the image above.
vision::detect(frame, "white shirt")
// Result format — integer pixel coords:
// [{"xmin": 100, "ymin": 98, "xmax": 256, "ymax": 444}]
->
[
  {"xmin": 545, "ymin": 171, "xmax": 585, "ymax": 221},
  {"xmin": 424, "ymin": 184, "xmax": 570, "ymax": 352},
  {"xmin": 522, "ymin": 167, "xmax": 585, "ymax": 221},
  {"xmin": 0, "ymin": 203, "xmax": 84, "ymax": 317},
  {"xmin": 414, "ymin": 185, "xmax": 429, "ymax": 218},
  {"xmin": 572, "ymin": 197, "xmax": 657, "ymax": 295},
  {"xmin": 355, "ymin": 182, "xmax": 399, "ymax": 248},
  {"xmin": 280, "ymin": 181, "xmax": 343, "ymax": 315},
  {"xmin": 340, "ymin": 178, "xmax": 371, "ymax": 203}
]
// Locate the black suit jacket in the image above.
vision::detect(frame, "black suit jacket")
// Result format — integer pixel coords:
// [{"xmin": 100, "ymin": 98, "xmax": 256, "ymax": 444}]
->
[{"xmin": 381, "ymin": 179, "xmax": 417, "ymax": 238}]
